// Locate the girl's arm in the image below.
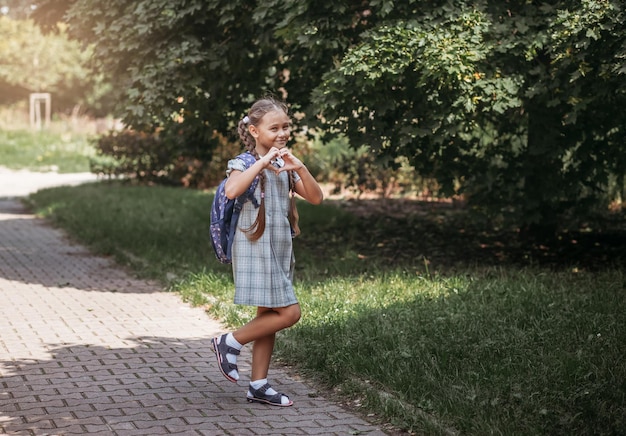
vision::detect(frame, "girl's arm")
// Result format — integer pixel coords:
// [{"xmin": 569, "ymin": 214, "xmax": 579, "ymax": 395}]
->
[
  {"xmin": 224, "ymin": 157, "xmax": 273, "ymax": 199},
  {"xmin": 279, "ymin": 150, "xmax": 323, "ymax": 205},
  {"xmin": 225, "ymin": 148, "xmax": 323, "ymax": 204},
  {"xmin": 293, "ymin": 165, "xmax": 323, "ymax": 205}
]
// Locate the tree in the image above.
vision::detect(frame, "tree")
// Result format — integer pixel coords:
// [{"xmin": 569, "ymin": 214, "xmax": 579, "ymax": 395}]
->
[
  {"xmin": 0, "ymin": 0, "xmax": 35, "ymax": 19},
  {"xmin": 32, "ymin": 0, "xmax": 285, "ymax": 159},
  {"xmin": 308, "ymin": 0, "xmax": 626, "ymax": 235},
  {"xmin": 0, "ymin": 15, "xmax": 97, "ymax": 111},
  {"xmin": 31, "ymin": 0, "xmax": 626, "ymax": 235}
]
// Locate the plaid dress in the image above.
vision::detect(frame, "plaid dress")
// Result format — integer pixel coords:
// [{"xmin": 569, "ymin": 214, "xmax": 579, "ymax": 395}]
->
[{"xmin": 228, "ymin": 157, "xmax": 300, "ymax": 308}]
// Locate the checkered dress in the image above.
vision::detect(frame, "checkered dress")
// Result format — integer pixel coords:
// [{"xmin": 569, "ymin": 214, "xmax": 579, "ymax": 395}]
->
[{"xmin": 227, "ymin": 157, "xmax": 300, "ymax": 308}]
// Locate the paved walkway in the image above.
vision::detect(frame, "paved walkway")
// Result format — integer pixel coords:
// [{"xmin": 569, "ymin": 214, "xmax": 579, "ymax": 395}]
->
[{"xmin": 0, "ymin": 169, "xmax": 387, "ymax": 435}]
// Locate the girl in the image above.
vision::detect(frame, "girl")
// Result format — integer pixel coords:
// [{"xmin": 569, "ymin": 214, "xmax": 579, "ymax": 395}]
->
[{"xmin": 212, "ymin": 96, "xmax": 323, "ymax": 406}]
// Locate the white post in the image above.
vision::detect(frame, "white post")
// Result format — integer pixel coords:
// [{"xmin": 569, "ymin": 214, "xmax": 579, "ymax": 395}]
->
[{"xmin": 29, "ymin": 93, "xmax": 51, "ymax": 130}]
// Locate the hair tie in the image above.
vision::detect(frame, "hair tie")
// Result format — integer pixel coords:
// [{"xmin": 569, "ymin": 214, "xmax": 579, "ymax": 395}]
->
[{"xmin": 243, "ymin": 116, "xmax": 250, "ymax": 124}]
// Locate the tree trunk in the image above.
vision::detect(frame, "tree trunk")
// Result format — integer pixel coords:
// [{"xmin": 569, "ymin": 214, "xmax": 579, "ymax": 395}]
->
[{"xmin": 519, "ymin": 101, "xmax": 562, "ymax": 241}]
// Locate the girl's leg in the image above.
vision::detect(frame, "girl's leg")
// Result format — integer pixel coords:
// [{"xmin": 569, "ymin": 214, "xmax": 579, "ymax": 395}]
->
[
  {"xmin": 212, "ymin": 304, "xmax": 300, "ymax": 386},
  {"xmin": 233, "ymin": 304, "xmax": 301, "ymax": 345},
  {"xmin": 251, "ymin": 330, "xmax": 275, "ymax": 381},
  {"xmin": 244, "ymin": 306, "xmax": 300, "ymax": 407}
]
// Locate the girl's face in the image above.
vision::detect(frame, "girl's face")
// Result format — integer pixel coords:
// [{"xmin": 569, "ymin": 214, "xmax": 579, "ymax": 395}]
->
[{"xmin": 250, "ymin": 110, "xmax": 291, "ymax": 152}]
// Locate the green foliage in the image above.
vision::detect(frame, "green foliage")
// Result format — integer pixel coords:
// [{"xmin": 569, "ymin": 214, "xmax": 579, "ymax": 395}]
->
[
  {"xmin": 305, "ymin": 132, "xmax": 438, "ymax": 198},
  {"xmin": 27, "ymin": 183, "xmax": 626, "ymax": 434},
  {"xmin": 310, "ymin": 0, "xmax": 626, "ymax": 233},
  {"xmin": 46, "ymin": 0, "xmax": 283, "ymax": 146},
  {"xmin": 0, "ymin": 17, "xmax": 71, "ymax": 92},
  {"xmin": 0, "ymin": 15, "xmax": 102, "ymax": 111},
  {"xmin": 91, "ymin": 129, "xmax": 246, "ymax": 188},
  {"xmin": 31, "ymin": 0, "xmax": 626, "ymax": 235},
  {"xmin": 0, "ymin": 0, "xmax": 34, "ymax": 19},
  {"xmin": 90, "ymin": 130, "xmax": 179, "ymax": 184}
]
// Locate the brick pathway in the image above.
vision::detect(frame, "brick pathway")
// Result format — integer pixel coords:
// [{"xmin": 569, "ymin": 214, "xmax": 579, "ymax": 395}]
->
[{"xmin": 0, "ymin": 171, "xmax": 387, "ymax": 435}]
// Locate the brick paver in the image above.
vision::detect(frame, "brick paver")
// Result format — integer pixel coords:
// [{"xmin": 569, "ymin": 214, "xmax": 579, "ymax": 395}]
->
[{"xmin": 0, "ymin": 171, "xmax": 387, "ymax": 435}]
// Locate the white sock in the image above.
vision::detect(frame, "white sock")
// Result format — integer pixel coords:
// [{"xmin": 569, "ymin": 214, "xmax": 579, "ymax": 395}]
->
[
  {"xmin": 250, "ymin": 378, "xmax": 270, "ymax": 391},
  {"xmin": 222, "ymin": 333, "xmax": 242, "ymax": 380},
  {"xmin": 250, "ymin": 379, "xmax": 290, "ymax": 405},
  {"xmin": 225, "ymin": 333, "xmax": 242, "ymax": 365}
]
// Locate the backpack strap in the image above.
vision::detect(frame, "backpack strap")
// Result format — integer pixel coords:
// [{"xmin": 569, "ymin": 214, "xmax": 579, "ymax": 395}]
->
[
  {"xmin": 233, "ymin": 152, "xmax": 260, "ymax": 209},
  {"xmin": 237, "ymin": 151, "xmax": 257, "ymax": 168}
]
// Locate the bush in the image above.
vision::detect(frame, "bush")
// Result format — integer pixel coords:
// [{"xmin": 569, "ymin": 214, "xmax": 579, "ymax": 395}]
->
[
  {"xmin": 301, "ymin": 132, "xmax": 441, "ymax": 198},
  {"xmin": 90, "ymin": 130, "xmax": 175, "ymax": 183},
  {"xmin": 90, "ymin": 129, "xmax": 248, "ymax": 188}
]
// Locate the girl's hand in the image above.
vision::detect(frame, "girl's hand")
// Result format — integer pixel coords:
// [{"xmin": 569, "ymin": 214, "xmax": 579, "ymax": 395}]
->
[
  {"xmin": 260, "ymin": 147, "xmax": 283, "ymax": 171},
  {"xmin": 275, "ymin": 149, "xmax": 304, "ymax": 173},
  {"xmin": 276, "ymin": 148, "xmax": 324, "ymax": 204}
]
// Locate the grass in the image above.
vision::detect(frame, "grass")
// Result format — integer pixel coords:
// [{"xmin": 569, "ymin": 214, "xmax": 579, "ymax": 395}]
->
[
  {"xmin": 27, "ymin": 182, "xmax": 626, "ymax": 435},
  {"xmin": 0, "ymin": 129, "xmax": 95, "ymax": 173}
]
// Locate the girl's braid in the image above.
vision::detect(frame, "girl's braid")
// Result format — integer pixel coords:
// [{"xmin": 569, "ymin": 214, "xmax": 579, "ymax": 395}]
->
[
  {"xmin": 237, "ymin": 119, "xmax": 256, "ymax": 151},
  {"xmin": 288, "ymin": 171, "xmax": 300, "ymax": 237},
  {"xmin": 239, "ymin": 126, "xmax": 266, "ymax": 241}
]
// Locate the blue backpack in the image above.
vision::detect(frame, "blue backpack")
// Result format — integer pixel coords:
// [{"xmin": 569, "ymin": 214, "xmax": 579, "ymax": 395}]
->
[{"xmin": 210, "ymin": 152, "xmax": 259, "ymax": 264}]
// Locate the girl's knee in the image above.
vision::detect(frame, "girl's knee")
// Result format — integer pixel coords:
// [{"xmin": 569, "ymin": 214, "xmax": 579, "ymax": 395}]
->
[{"xmin": 282, "ymin": 304, "xmax": 301, "ymax": 327}]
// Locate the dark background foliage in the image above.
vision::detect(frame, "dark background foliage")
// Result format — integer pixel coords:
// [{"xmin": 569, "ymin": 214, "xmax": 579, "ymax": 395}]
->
[{"xmin": 1, "ymin": 0, "xmax": 623, "ymax": 238}]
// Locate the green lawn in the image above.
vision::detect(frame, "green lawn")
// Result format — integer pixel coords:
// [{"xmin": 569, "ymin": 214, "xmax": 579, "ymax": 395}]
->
[
  {"xmin": 27, "ymin": 182, "xmax": 626, "ymax": 435},
  {"xmin": 0, "ymin": 129, "xmax": 95, "ymax": 173}
]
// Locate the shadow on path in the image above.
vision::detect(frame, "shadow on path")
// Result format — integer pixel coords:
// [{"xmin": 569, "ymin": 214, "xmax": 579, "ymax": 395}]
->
[{"xmin": 0, "ymin": 336, "xmax": 311, "ymax": 435}]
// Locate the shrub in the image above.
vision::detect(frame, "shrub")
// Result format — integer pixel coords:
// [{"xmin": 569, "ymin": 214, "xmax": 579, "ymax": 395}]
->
[
  {"xmin": 90, "ymin": 129, "xmax": 248, "ymax": 188},
  {"xmin": 90, "ymin": 130, "xmax": 178, "ymax": 183},
  {"xmin": 303, "ymin": 132, "xmax": 441, "ymax": 198}
]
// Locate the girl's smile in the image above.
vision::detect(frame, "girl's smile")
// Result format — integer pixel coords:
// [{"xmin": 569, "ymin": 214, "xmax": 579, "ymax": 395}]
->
[{"xmin": 250, "ymin": 110, "xmax": 292, "ymax": 152}]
